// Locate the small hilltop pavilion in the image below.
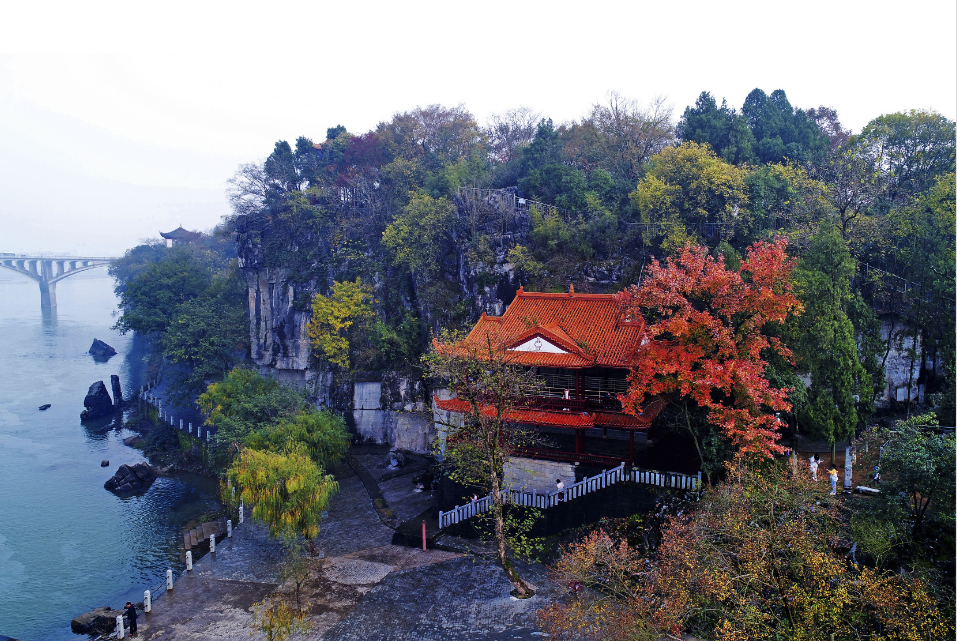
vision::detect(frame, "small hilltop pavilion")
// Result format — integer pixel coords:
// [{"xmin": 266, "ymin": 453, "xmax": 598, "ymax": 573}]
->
[
  {"xmin": 160, "ymin": 226, "xmax": 202, "ymax": 247},
  {"xmin": 434, "ymin": 285, "xmax": 666, "ymax": 468}
]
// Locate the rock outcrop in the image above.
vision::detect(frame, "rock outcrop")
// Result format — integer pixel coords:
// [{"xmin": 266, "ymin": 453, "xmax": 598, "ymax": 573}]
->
[
  {"xmin": 80, "ymin": 381, "xmax": 114, "ymax": 420},
  {"xmin": 104, "ymin": 463, "xmax": 157, "ymax": 493},
  {"xmin": 71, "ymin": 604, "xmax": 142, "ymax": 635},
  {"xmin": 88, "ymin": 338, "xmax": 117, "ymax": 357},
  {"xmin": 110, "ymin": 374, "xmax": 123, "ymax": 407}
]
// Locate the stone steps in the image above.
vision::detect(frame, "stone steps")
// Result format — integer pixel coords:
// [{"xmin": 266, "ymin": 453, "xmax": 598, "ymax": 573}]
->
[{"xmin": 182, "ymin": 518, "xmax": 226, "ymax": 550}]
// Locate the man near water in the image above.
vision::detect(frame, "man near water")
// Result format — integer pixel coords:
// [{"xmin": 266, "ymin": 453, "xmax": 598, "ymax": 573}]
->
[{"xmin": 125, "ymin": 602, "xmax": 138, "ymax": 636}]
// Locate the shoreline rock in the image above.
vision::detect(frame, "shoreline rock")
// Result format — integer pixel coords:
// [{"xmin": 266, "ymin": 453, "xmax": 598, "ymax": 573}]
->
[
  {"xmin": 80, "ymin": 381, "xmax": 113, "ymax": 420},
  {"xmin": 104, "ymin": 463, "xmax": 157, "ymax": 493},
  {"xmin": 71, "ymin": 603, "xmax": 143, "ymax": 635}
]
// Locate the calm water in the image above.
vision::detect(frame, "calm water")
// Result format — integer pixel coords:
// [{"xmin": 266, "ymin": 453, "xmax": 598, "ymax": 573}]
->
[{"xmin": 0, "ymin": 269, "xmax": 220, "ymax": 640}]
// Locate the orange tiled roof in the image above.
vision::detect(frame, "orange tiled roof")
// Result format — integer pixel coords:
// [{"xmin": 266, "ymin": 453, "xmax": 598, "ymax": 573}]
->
[{"xmin": 451, "ymin": 286, "xmax": 644, "ymax": 369}]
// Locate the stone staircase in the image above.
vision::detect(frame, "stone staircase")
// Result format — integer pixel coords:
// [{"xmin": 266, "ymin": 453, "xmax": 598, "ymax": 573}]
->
[{"xmin": 182, "ymin": 518, "xmax": 227, "ymax": 551}]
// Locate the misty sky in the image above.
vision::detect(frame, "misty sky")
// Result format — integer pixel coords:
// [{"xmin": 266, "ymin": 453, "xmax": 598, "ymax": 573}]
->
[{"xmin": 1, "ymin": 0, "xmax": 955, "ymax": 257}]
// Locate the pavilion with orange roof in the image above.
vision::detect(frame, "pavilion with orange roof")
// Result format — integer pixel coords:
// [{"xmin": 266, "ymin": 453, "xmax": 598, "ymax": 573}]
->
[{"xmin": 434, "ymin": 285, "xmax": 666, "ymax": 466}]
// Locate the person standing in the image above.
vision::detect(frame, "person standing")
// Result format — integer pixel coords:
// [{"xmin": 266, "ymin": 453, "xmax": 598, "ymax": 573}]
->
[
  {"xmin": 556, "ymin": 478, "xmax": 565, "ymax": 502},
  {"xmin": 829, "ymin": 467, "xmax": 839, "ymax": 495},
  {"xmin": 809, "ymin": 455, "xmax": 819, "ymax": 481},
  {"xmin": 124, "ymin": 601, "xmax": 138, "ymax": 636}
]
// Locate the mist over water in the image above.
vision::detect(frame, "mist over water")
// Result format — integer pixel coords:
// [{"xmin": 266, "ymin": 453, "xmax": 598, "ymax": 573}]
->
[{"xmin": 0, "ymin": 269, "xmax": 220, "ymax": 640}]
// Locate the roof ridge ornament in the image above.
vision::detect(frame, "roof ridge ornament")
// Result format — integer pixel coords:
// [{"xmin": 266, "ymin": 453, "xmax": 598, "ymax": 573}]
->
[{"xmin": 569, "ymin": 283, "xmax": 575, "ymax": 296}]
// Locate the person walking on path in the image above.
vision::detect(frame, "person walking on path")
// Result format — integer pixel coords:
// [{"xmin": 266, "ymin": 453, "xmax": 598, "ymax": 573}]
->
[
  {"xmin": 809, "ymin": 455, "xmax": 819, "ymax": 481},
  {"xmin": 124, "ymin": 601, "xmax": 138, "ymax": 636},
  {"xmin": 828, "ymin": 467, "xmax": 839, "ymax": 495}
]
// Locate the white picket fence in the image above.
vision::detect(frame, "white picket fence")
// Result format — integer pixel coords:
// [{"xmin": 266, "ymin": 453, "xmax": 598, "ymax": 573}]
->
[{"xmin": 438, "ymin": 463, "xmax": 701, "ymax": 528}]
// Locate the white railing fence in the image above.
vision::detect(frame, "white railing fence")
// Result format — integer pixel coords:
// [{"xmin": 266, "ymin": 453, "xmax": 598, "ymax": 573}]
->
[{"xmin": 439, "ymin": 463, "xmax": 701, "ymax": 528}]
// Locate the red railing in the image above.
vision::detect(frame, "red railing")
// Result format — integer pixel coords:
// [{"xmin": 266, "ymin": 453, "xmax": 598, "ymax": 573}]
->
[{"xmin": 513, "ymin": 446, "xmax": 626, "ymax": 467}]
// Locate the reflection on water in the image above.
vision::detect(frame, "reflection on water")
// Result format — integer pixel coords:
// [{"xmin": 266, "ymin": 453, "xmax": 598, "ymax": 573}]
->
[
  {"xmin": 0, "ymin": 270, "xmax": 221, "ymax": 641},
  {"xmin": 41, "ymin": 303, "xmax": 57, "ymax": 329}
]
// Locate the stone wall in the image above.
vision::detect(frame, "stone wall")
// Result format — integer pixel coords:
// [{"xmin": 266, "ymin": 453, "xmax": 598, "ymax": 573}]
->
[
  {"xmin": 352, "ymin": 380, "xmax": 434, "ymax": 453},
  {"xmin": 504, "ymin": 457, "xmax": 576, "ymax": 495}
]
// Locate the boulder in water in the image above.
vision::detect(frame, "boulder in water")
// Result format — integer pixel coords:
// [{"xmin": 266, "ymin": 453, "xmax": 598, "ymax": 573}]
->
[
  {"xmin": 38, "ymin": 404, "xmax": 51, "ymax": 411},
  {"xmin": 80, "ymin": 381, "xmax": 114, "ymax": 420},
  {"xmin": 88, "ymin": 338, "xmax": 117, "ymax": 357},
  {"xmin": 104, "ymin": 463, "xmax": 157, "ymax": 493},
  {"xmin": 101, "ymin": 460, "xmax": 110, "ymax": 467},
  {"xmin": 110, "ymin": 374, "xmax": 123, "ymax": 407}
]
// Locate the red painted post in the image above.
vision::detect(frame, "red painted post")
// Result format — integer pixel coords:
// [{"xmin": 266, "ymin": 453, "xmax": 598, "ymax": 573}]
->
[{"xmin": 422, "ymin": 520, "xmax": 427, "ymax": 551}]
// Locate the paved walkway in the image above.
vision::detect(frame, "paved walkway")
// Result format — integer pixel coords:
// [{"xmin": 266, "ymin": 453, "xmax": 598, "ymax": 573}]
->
[{"xmin": 130, "ymin": 448, "xmax": 557, "ymax": 640}]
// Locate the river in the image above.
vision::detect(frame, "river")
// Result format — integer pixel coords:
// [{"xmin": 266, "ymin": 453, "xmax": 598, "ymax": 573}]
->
[{"xmin": 0, "ymin": 268, "xmax": 221, "ymax": 640}]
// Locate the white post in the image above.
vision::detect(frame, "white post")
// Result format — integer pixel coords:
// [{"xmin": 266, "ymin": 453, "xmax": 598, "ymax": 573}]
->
[
  {"xmin": 227, "ymin": 519, "xmax": 232, "ymax": 537},
  {"xmin": 179, "ymin": 419, "xmax": 183, "ymax": 430},
  {"xmin": 116, "ymin": 615, "xmax": 125, "ymax": 638},
  {"xmin": 189, "ymin": 422, "xmax": 192, "ymax": 435},
  {"xmin": 239, "ymin": 500, "xmax": 244, "ymax": 524},
  {"xmin": 196, "ymin": 424, "xmax": 202, "ymax": 439},
  {"xmin": 166, "ymin": 568, "xmax": 173, "ymax": 590},
  {"xmin": 144, "ymin": 590, "xmax": 151, "ymax": 613},
  {"xmin": 844, "ymin": 446, "xmax": 853, "ymax": 489},
  {"xmin": 186, "ymin": 550, "xmax": 193, "ymax": 571},
  {"xmin": 210, "ymin": 532, "xmax": 216, "ymax": 553}
]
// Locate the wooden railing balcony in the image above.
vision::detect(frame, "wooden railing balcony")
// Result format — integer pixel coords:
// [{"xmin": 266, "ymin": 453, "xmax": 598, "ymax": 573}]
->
[{"xmin": 520, "ymin": 395, "xmax": 623, "ymax": 413}]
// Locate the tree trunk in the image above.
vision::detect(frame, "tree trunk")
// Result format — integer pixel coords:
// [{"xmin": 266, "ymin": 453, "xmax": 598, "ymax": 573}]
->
[
  {"xmin": 684, "ymin": 403, "xmax": 711, "ymax": 486},
  {"xmin": 489, "ymin": 467, "xmax": 534, "ymax": 598}
]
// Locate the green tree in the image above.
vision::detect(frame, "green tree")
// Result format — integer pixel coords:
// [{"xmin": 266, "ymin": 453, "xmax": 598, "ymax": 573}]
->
[
  {"xmin": 883, "ymin": 172, "xmax": 956, "ymax": 403},
  {"xmin": 112, "ymin": 249, "xmax": 212, "ymax": 336},
  {"xmin": 879, "ymin": 413, "xmax": 956, "ymax": 541},
  {"xmin": 244, "ymin": 409, "xmax": 350, "ymax": 470},
  {"xmin": 631, "ymin": 142, "xmax": 749, "ymax": 248},
  {"xmin": 161, "ymin": 272, "xmax": 249, "ymax": 403},
  {"xmin": 858, "ymin": 110, "xmax": 956, "ymax": 206},
  {"xmin": 677, "ymin": 91, "xmax": 755, "ymax": 165},
  {"xmin": 381, "ymin": 193, "xmax": 457, "ymax": 277},
  {"xmin": 789, "ymin": 224, "xmax": 872, "ymax": 454},
  {"xmin": 197, "ymin": 368, "xmax": 305, "ymax": 444},
  {"xmin": 742, "ymin": 88, "xmax": 828, "ymax": 165},
  {"xmin": 426, "ymin": 329, "xmax": 544, "ymax": 598},
  {"xmin": 306, "ymin": 278, "xmax": 374, "ymax": 370},
  {"xmin": 227, "ymin": 446, "xmax": 338, "ymax": 539}
]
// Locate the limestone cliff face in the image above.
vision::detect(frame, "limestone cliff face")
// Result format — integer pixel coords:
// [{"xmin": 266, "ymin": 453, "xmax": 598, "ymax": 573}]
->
[{"xmin": 242, "ymin": 267, "xmax": 314, "ymax": 373}]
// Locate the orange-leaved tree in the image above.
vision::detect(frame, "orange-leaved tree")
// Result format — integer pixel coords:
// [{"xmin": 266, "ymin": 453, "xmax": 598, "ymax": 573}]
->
[{"xmin": 616, "ymin": 240, "xmax": 801, "ymax": 477}]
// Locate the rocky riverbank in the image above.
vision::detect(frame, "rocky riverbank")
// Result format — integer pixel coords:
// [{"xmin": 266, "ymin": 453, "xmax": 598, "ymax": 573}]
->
[{"xmin": 77, "ymin": 447, "xmax": 560, "ymax": 640}]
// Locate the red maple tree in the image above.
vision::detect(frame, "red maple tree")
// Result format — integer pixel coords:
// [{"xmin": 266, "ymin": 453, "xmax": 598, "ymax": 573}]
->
[{"xmin": 616, "ymin": 240, "xmax": 801, "ymax": 461}]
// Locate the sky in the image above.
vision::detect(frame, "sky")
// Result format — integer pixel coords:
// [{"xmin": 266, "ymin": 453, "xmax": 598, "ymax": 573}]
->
[{"xmin": 1, "ymin": 0, "xmax": 955, "ymax": 256}]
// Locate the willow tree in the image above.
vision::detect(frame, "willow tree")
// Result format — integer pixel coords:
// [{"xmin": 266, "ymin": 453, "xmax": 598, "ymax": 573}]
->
[
  {"xmin": 227, "ymin": 446, "xmax": 338, "ymax": 539},
  {"xmin": 425, "ymin": 329, "xmax": 543, "ymax": 598}
]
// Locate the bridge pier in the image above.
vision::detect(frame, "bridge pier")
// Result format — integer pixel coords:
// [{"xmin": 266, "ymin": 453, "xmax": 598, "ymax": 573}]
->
[
  {"xmin": 39, "ymin": 280, "xmax": 57, "ymax": 307},
  {"xmin": 0, "ymin": 255, "xmax": 114, "ymax": 308}
]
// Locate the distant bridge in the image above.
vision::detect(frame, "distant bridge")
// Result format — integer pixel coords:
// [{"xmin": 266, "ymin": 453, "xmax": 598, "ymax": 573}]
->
[{"xmin": 0, "ymin": 254, "xmax": 117, "ymax": 306}]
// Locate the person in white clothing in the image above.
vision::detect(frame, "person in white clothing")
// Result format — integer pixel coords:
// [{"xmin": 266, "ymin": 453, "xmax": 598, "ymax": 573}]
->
[
  {"xmin": 809, "ymin": 455, "xmax": 819, "ymax": 481},
  {"xmin": 556, "ymin": 478, "xmax": 565, "ymax": 502}
]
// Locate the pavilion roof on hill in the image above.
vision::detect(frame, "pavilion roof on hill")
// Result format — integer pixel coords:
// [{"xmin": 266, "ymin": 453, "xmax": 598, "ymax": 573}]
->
[
  {"xmin": 159, "ymin": 226, "xmax": 202, "ymax": 243},
  {"xmin": 446, "ymin": 285, "xmax": 645, "ymax": 369}
]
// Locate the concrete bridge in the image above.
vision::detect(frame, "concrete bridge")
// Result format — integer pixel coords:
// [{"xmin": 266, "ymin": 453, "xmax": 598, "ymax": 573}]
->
[{"xmin": 0, "ymin": 254, "xmax": 116, "ymax": 306}]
